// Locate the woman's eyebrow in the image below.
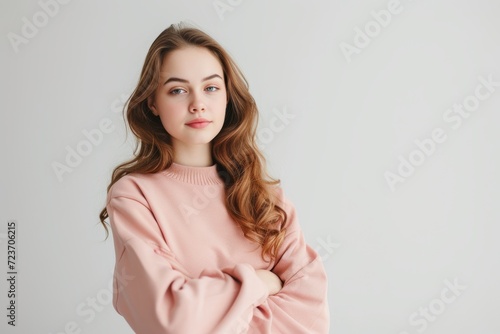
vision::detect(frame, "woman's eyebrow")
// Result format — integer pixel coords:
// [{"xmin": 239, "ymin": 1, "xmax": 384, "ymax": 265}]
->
[{"xmin": 163, "ymin": 74, "xmax": 223, "ymax": 85}]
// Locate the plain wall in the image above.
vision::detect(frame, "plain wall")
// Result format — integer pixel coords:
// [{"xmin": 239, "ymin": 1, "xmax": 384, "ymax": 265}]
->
[{"xmin": 1, "ymin": 0, "xmax": 499, "ymax": 333}]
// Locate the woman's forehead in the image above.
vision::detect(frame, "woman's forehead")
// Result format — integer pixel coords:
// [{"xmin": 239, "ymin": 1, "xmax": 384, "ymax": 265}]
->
[{"xmin": 159, "ymin": 46, "xmax": 224, "ymax": 81}]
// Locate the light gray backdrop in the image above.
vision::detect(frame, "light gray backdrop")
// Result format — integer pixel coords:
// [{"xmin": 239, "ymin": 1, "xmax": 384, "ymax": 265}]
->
[{"xmin": 1, "ymin": 0, "xmax": 499, "ymax": 333}]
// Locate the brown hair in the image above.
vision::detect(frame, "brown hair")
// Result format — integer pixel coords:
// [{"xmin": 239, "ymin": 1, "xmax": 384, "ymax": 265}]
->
[{"xmin": 99, "ymin": 23, "xmax": 287, "ymax": 262}]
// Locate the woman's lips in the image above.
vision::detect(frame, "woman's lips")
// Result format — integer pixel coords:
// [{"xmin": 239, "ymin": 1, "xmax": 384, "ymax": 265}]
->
[{"xmin": 186, "ymin": 119, "xmax": 211, "ymax": 128}]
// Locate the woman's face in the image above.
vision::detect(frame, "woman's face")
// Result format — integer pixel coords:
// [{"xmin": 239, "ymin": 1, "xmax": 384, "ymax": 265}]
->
[{"xmin": 149, "ymin": 46, "xmax": 227, "ymax": 152}]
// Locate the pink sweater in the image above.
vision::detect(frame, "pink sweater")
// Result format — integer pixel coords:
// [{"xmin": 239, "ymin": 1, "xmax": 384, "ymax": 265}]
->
[{"xmin": 106, "ymin": 162, "xmax": 329, "ymax": 333}]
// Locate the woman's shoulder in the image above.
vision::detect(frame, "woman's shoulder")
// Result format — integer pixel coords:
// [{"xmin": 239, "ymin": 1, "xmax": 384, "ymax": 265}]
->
[
  {"xmin": 270, "ymin": 184, "xmax": 304, "ymax": 231},
  {"xmin": 107, "ymin": 171, "xmax": 165, "ymax": 201},
  {"xmin": 270, "ymin": 184, "xmax": 294, "ymax": 212}
]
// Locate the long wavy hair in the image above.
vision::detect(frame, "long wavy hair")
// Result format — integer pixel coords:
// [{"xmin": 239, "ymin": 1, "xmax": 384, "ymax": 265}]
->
[{"xmin": 99, "ymin": 23, "xmax": 287, "ymax": 262}]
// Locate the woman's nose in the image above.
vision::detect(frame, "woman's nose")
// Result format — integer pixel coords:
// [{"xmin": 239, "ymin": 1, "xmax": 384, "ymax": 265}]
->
[{"xmin": 189, "ymin": 93, "xmax": 206, "ymax": 113}]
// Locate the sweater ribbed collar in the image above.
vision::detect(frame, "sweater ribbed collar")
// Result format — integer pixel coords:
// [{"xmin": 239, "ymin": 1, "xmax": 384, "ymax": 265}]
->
[{"xmin": 162, "ymin": 162, "xmax": 224, "ymax": 185}]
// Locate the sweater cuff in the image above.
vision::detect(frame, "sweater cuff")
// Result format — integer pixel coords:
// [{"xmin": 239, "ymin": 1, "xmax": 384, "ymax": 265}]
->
[{"xmin": 236, "ymin": 263, "xmax": 270, "ymax": 306}]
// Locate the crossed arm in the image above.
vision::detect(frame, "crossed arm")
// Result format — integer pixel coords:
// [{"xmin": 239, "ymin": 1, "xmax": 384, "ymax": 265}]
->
[{"xmin": 107, "ymin": 186, "xmax": 329, "ymax": 333}]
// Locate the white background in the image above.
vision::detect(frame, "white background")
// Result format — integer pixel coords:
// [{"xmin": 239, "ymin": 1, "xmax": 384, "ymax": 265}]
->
[{"xmin": 1, "ymin": 0, "xmax": 499, "ymax": 333}]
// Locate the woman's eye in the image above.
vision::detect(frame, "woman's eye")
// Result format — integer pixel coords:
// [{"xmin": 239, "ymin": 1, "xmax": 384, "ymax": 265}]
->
[
  {"xmin": 170, "ymin": 88, "xmax": 186, "ymax": 95},
  {"xmin": 206, "ymin": 86, "xmax": 219, "ymax": 92}
]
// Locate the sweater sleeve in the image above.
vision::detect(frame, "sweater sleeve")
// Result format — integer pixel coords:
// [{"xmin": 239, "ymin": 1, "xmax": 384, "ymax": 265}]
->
[
  {"xmin": 244, "ymin": 190, "xmax": 330, "ymax": 334},
  {"xmin": 106, "ymin": 180, "xmax": 270, "ymax": 334}
]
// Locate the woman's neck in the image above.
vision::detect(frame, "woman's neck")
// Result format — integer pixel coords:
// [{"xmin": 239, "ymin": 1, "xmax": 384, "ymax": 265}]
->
[{"xmin": 172, "ymin": 141, "xmax": 213, "ymax": 167}]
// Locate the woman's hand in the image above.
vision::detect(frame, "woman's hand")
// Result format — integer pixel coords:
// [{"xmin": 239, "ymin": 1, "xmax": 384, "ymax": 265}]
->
[{"xmin": 255, "ymin": 269, "xmax": 283, "ymax": 295}]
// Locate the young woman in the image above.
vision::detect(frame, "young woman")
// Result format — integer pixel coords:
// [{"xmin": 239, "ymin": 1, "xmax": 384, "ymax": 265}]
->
[{"xmin": 99, "ymin": 23, "xmax": 329, "ymax": 333}]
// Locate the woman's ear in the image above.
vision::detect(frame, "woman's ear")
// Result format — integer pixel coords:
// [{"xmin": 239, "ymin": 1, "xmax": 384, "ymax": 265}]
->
[{"xmin": 147, "ymin": 97, "xmax": 158, "ymax": 116}]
